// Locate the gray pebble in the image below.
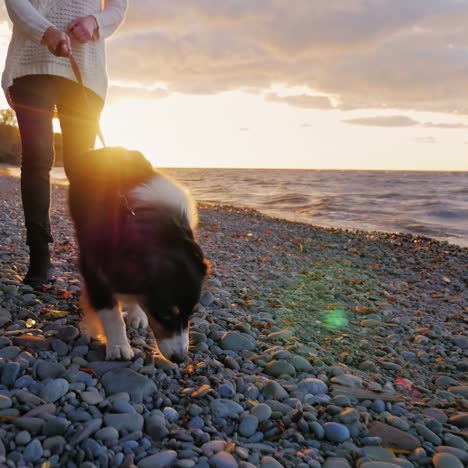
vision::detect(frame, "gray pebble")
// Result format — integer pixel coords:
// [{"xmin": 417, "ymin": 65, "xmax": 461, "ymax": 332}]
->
[
  {"xmin": 0, "ymin": 395, "xmax": 12, "ymax": 410},
  {"xmin": 23, "ymin": 439, "xmax": 43, "ymax": 463},
  {"xmin": 39, "ymin": 378, "xmax": 69, "ymax": 403},
  {"xmin": 104, "ymin": 413, "xmax": 143, "ymax": 432},
  {"xmin": 433, "ymin": 453, "xmax": 463, "ymax": 468},
  {"xmin": 239, "ymin": 415, "xmax": 259, "ymax": 437},
  {"xmin": 95, "ymin": 426, "xmax": 119, "ymax": 442},
  {"xmin": 209, "ymin": 451, "xmax": 238, "ymax": 468},
  {"xmin": 251, "ymin": 404, "xmax": 272, "ymax": 423},
  {"xmin": 145, "ymin": 415, "xmax": 169, "ymax": 441},
  {"xmin": 324, "ymin": 422, "xmax": 350, "ymax": 442},
  {"xmin": 260, "ymin": 456, "xmax": 284, "ymax": 468},
  {"xmin": 15, "ymin": 431, "xmax": 31, "ymax": 446},
  {"xmin": 101, "ymin": 368, "xmax": 156, "ymax": 403},
  {"xmin": 137, "ymin": 450, "xmax": 177, "ymax": 468},
  {"xmin": 219, "ymin": 331, "xmax": 257, "ymax": 352},
  {"xmin": 1, "ymin": 362, "xmax": 20, "ymax": 386},
  {"xmin": 297, "ymin": 378, "xmax": 328, "ymax": 395}
]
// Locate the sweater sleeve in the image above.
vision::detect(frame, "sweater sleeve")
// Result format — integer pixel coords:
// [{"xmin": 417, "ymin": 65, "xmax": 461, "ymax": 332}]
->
[
  {"xmin": 5, "ymin": 0, "xmax": 54, "ymax": 45},
  {"xmin": 93, "ymin": 0, "xmax": 128, "ymax": 40}
]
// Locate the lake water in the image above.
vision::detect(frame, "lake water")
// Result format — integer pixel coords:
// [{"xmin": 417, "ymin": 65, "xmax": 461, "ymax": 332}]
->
[{"xmin": 5, "ymin": 165, "xmax": 468, "ymax": 247}]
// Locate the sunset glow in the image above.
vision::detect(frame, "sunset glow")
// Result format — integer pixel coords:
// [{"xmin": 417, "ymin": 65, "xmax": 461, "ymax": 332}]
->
[{"xmin": 1, "ymin": 2, "xmax": 468, "ymax": 170}]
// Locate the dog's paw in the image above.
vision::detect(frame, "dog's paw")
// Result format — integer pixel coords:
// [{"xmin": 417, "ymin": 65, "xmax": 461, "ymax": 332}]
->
[
  {"xmin": 127, "ymin": 306, "xmax": 149, "ymax": 329},
  {"xmin": 106, "ymin": 341, "xmax": 134, "ymax": 360}
]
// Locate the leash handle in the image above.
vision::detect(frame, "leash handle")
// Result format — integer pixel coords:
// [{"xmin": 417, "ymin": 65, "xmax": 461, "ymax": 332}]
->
[{"xmin": 60, "ymin": 42, "xmax": 106, "ymax": 148}]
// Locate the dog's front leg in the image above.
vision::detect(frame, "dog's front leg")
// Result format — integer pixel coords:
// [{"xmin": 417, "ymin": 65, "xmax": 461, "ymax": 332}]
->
[
  {"xmin": 99, "ymin": 306, "xmax": 134, "ymax": 360},
  {"xmin": 80, "ymin": 258, "xmax": 134, "ymax": 360}
]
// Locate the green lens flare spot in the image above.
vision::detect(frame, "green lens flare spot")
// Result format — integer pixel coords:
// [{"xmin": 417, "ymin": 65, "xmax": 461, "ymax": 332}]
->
[{"xmin": 325, "ymin": 308, "xmax": 348, "ymax": 329}]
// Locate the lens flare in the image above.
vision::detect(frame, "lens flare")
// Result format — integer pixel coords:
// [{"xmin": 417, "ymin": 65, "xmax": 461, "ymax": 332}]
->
[{"xmin": 325, "ymin": 308, "xmax": 348, "ymax": 329}]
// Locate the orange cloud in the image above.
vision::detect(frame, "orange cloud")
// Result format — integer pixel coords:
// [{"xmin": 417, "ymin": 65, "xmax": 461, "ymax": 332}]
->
[{"xmin": 2, "ymin": 1, "xmax": 468, "ymax": 113}]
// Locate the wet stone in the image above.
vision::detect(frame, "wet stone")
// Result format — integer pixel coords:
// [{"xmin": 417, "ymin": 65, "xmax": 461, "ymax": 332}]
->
[
  {"xmin": 239, "ymin": 415, "xmax": 259, "ymax": 437},
  {"xmin": 264, "ymin": 360, "xmax": 295, "ymax": 377},
  {"xmin": 324, "ymin": 422, "xmax": 350, "ymax": 442},
  {"xmin": 209, "ymin": 451, "xmax": 239, "ymax": 468},
  {"xmin": 369, "ymin": 422, "xmax": 420, "ymax": 451},
  {"xmin": 261, "ymin": 380, "xmax": 289, "ymax": 400},
  {"xmin": 104, "ymin": 413, "xmax": 143, "ymax": 432},
  {"xmin": 1, "ymin": 362, "xmax": 20, "ymax": 386},
  {"xmin": 0, "ymin": 346, "xmax": 20, "ymax": 360},
  {"xmin": 137, "ymin": 450, "xmax": 177, "ymax": 468},
  {"xmin": 219, "ymin": 331, "xmax": 257, "ymax": 352},
  {"xmin": 13, "ymin": 335, "xmax": 50, "ymax": 352},
  {"xmin": 297, "ymin": 378, "xmax": 328, "ymax": 395},
  {"xmin": 35, "ymin": 361, "xmax": 65, "ymax": 380},
  {"xmin": 39, "ymin": 379, "xmax": 69, "ymax": 403},
  {"xmin": 251, "ymin": 403, "xmax": 272, "ymax": 423},
  {"xmin": 432, "ymin": 453, "xmax": 463, "ymax": 468},
  {"xmin": 101, "ymin": 368, "xmax": 156, "ymax": 403},
  {"xmin": 23, "ymin": 439, "xmax": 43, "ymax": 463}
]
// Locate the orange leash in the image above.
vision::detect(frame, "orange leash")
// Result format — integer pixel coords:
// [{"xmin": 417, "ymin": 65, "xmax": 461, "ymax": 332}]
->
[{"xmin": 62, "ymin": 44, "xmax": 106, "ymax": 148}]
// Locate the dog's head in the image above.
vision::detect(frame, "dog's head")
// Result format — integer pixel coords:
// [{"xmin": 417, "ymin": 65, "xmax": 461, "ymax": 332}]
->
[{"xmin": 142, "ymin": 229, "xmax": 208, "ymax": 363}]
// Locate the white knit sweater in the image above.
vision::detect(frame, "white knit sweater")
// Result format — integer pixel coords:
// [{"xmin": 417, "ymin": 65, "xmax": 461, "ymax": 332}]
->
[{"xmin": 2, "ymin": 0, "xmax": 127, "ymax": 103}]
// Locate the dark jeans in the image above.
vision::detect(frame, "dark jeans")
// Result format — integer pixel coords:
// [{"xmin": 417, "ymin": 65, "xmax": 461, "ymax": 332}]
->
[{"xmin": 10, "ymin": 75, "xmax": 103, "ymax": 245}]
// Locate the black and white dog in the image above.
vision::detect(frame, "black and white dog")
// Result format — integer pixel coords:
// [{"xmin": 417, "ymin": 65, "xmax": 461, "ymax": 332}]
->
[{"xmin": 68, "ymin": 147, "xmax": 208, "ymax": 362}]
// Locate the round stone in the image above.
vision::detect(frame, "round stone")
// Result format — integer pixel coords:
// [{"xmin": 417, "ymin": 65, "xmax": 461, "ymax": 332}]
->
[
  {"xmin": 81, "ymin": 391, "xmax": 104, "ymax": 405},
  {"xmin": 262, "ymin": 380, "xmax": 289, "ymax": 400},
  {"xmin": 137, "ymin": 450, "xmax": 177, "ymax": 468},
  {"xmin": 15, "ymin": 431, "xmax": 31, "ymax": 446},
  {"xmin": 264, "ymin": 360, "xmax": 295, "ymax": 377},
  {"xmin": 219, "ymin": 331, "xmax": 257, "ymax": 351},
  {"xmin": 297, "ymin": 378, "xmax": 328, "ymax": 395},
  {"xmin": 104, "ymin": 413, "xmax": 143, "ymax": 432},
  {"xmin": 145, "ymin": 415, "xmax": 169, "ymax": 441},
  {"xmin": 260, "ymin": 456, "xmax": 284, "ymax": 467},
  {"xmin": 443, "ymin": 434, "xmax": 468, "ymax": 451},
  {"xmin": 239, "ymin": 415, "xmax": 259, "ymax": 437},
  {"xmin": 324, "ymin": 422, "xmax": 350, "ymax": 442},
  {"xmin": 163, "ymin": 407, "xmax": 179, "ymax": 423},
  {"xmin": 433, "ymin": 453, "xmax": 463, "ymax": 468},
  {"xmin": 23, "ymin": 439, "xmax": 43, "ymax": 463},
  {"xmin": 1, "ymin": 362, "xmax": 20, "ymax": 386},
  {"xmin": 288, "ymin": 355, "xmax": 313, "ymax": 372},
  {"xmin": 209, "ymin": 451, "xmax": 238, "ymax": 468},
  {"xmin": 0, "ymin": 395, "xmax": 12, "ymax": 410},
  {"xmin": 95, "ymin": 427, "xmax": 119, "ymax": 442},
  {"xmin": 39, "ymin": 379, "xmax": 69, "ymax": 403},
  {"xmin": 251, "ymin": 404, "xmax": 272, "ymax": 423},
  {"xmin": 218, "ymin": 383, "xmax": 236, "ymax": 398}
]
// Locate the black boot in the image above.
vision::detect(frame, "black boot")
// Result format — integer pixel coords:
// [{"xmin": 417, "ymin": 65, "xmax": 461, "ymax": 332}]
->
[{"xmin": 23, "ymin": 243, "xmax": 54, "ymax": 288}]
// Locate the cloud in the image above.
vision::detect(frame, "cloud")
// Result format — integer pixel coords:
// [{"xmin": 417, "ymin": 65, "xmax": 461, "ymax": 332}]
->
[
  {"xmin": 266, "ymin": 93, "xmax": 334, "ymax": 109},
  {"xmin": 3, "ymin": 1, "xmax": 468, "ymax": 113},
  {"xmin": 422, "ymin": 121, "xmax": 468, "ymax": 129},
  {"xmin": 342, "ymin": 116, "xmax": 418, "ymax": 127},
  {"xmin": 415, "ymin": 136, "xmax": 436, "ymax": 143},
  {"xmin": 107, "ymin": 83, "xmax": 169, "ymax": 103},
  {"xmin": 343, "ymin": 115, "xmax": 468, "ymax": 128}
]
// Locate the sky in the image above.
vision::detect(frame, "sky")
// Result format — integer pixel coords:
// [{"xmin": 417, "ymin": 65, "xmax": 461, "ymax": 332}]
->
[{"xmin": 1, "ymin": 0, "xmax": 468, "ymax": 170}]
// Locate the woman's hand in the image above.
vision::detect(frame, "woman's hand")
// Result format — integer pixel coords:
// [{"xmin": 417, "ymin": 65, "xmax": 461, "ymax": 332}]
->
[
  {"xmin": 68, "ymin": 16, "xmax": 98, "ymax": 43},
  {"xmin": 42, "ymin": 27, "xmax": 71, "ymax": 57}
]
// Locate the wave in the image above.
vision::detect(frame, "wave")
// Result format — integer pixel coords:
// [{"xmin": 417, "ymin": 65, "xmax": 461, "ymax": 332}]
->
[{"xmin": 34, "ymin": 165, "xmax": 468, "ymax": 248}]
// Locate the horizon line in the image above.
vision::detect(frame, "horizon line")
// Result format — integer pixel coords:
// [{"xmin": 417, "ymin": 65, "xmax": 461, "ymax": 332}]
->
[{"xmin": 157, "ymin": 166, "xmax": 468, "ymax": 173}]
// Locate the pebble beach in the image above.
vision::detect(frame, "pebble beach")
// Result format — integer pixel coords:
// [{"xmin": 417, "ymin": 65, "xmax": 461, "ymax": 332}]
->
[{"xmin": 0, "ymin": 171, "xmax": 467, "ymax": 468}]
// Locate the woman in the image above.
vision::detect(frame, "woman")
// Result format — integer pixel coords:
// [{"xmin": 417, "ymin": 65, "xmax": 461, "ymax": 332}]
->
[{"xmin": 2, "ymin": 0, "xmax": 128, "ymax": 287}]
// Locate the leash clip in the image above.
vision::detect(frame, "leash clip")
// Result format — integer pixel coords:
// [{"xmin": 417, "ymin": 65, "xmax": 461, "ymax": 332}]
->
[{"xmin": 120, "ymin": 193, "xmax": 135, "ymax": 217}]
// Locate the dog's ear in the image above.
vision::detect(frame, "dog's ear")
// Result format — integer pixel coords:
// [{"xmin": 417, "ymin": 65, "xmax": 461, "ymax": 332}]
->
[
  {"xmin": 183, "ymin": 237, "xmax": 209, "ymax": 277},
  {"xmin": 128, "ymin": 150, "xmax": 154, "ymax": 177}
]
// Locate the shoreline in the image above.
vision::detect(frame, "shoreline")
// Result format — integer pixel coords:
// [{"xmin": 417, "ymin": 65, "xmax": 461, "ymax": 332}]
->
[
  {"xmin": 0, "ymin": 173, "xmax": 467, "ymax": 467},
  {"xmin": 2, "ymin": 164, "xmax": 467, "ymax": 250}
]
